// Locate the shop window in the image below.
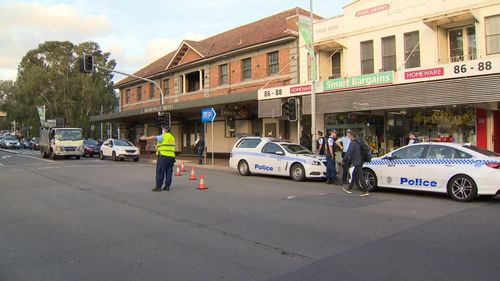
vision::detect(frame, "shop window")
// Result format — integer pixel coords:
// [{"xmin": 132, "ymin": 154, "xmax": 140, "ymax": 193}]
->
[
  {"xmin": 382, "ymin": 36, "xmax": 396, "ymax": 71},
  {"xmin": 404, "ymin": 31, "xmax": 420, "ymax": 69},
  {"xmin": 163, "ymin": 79, "xmax": 170, "ymax": 96},
  {"xmin": 242, "ymin": 58, "xmax": 251, "ymax": 80},
  {"xmin": 268, "ymin": 51, "xmax": 279, "ymax": 75},
  {"xmin": 125, "ymin": 89, "xmax": 130, "ymax": 104},
  {"xmin": 485, "ymin": 15, "xmax": 500, "ymax": 55},
  {"xmin": 360, "ymin": 40, "xmax": 374, "ymax": 74},
  {"xmin": 225, "ymin": 117, "xmax": 236, "ymax": 138},
  {"xmin": 149, "ymin": 83, "xmax": 155, "ymax": 99},
  {"xmin": 136, "ymin": 86, "xmax": 142, "ymax": 101},
  {"xmin": 219, "ymin": 64, "xmax": 228, "ymax": 85},
  {"xmin": 448, "ymin": 26, "xmax": 476, "ymax": 62},
  {"xmin": 330, "ymin": 51, "xmax": 341, "ymax": 78}
]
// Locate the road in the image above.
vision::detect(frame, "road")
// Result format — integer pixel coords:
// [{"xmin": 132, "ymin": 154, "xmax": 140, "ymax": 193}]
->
[{"xmin": 1, "ymin": 148, "xmax": 499, "ymax": 281}]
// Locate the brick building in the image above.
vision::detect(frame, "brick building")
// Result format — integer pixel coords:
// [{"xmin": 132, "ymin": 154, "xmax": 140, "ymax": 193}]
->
[{"xmin": 91, "ymin": 7, "xmax": 321, "ymax": 157}]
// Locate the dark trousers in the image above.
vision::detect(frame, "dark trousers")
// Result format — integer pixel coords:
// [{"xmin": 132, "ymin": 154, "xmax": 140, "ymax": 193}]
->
[
  {"xmin": 341, "ymin": 152, "xmax": 350, "ymax": 184},
  {"xmin": 326, "ymin": 156, "xmax": 337, "ymax": 182},
  {"xmin": 156, "ymin": 156, "xmax": 175, "ymax": 189},
  {"xmin": 349, "ymin": 164, "xmax": 368, "ymax": 191},
  {"xmin": 197, "ymin": 146, "xmax": 204, "ymax": 164}
]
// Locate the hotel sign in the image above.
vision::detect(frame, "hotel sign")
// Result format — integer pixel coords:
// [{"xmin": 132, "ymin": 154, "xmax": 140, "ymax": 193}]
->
[
  {"xmin": 322, "ymin": 71, "xmax": 394, "ymax": 92},
  {"xmin": 141, "ymin": 104, "xmax": 174, "ymax": 113}
]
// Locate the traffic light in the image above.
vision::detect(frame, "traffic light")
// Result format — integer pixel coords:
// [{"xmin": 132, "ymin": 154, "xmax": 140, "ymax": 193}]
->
[
  {"xmin": 157, "ymin": 111, "xmax": 171, "ymax": 129},
  {"xmin": 79, "ymin": 54, "xmax": 94, "ymax": 73},
  {"xmin": 287, "ymin": 98, "xmax": 298, "ymax": 121}
]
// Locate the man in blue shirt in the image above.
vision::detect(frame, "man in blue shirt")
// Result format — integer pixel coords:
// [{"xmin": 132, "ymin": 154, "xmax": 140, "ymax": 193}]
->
[{"xmin": 336, "ymin": 129, "xmax": 352, "ymax": 185}]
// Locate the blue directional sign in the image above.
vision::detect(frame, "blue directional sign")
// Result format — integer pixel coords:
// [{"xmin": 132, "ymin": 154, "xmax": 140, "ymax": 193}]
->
[{"xmin": 201, "ymin": 107, "xmax": 217, "ymax": 123}]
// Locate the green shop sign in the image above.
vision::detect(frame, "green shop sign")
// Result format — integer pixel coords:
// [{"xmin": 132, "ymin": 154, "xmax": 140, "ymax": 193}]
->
[{"xmin": 323, "ymin": 71, "xmax": 394, "ymax": 91}]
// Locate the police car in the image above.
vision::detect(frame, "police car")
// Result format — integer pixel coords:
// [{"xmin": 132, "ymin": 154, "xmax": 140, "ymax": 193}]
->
[
  {"xmin": 229, "ymin": 137, "xmax": 326, "ymax": 181},
  {"xmin": 360, "ymin": 142, "xmax": 500, "ymax": 202}
]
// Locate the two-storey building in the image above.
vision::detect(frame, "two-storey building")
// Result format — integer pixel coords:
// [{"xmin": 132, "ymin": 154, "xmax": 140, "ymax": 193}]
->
[
  {"xmin": 91, "ymin": 8, "xmax": 320, "ymax": 157},
  {"xmin": 308, "ymin": 0, "xmax": 500, "ymax": 154}
]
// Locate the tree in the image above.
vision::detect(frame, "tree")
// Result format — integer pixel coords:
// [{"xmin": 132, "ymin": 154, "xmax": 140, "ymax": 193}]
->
[{"xmin": 7, "ymin": 41, "xmax": 116, "ymax": 136}]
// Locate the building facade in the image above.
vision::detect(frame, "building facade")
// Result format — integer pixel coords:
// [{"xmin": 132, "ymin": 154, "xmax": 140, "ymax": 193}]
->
[
  {"xmin": 90, "ymin": 8, "xmax": 320, "ymax": 157},
  {"xmin": 306, "ymin": 0, "xmax": 500, "ymax": 155}
]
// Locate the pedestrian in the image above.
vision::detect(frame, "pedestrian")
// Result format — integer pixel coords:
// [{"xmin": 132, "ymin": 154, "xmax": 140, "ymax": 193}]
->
[
  {"xmin": 408, "ymin": 133, "xmax": 420, "ymax": 145},
  {"xmin": 141, "ymin": 126, "xmax": 176, "ymax": 192},
  {"xmin": 341, "ymin": 130, "xmax": 369, "ymax": 196},
  {"xmin": 316, "ymin": 131, "xmax": 325, "ymax": 155},
  {"xmin": 194, "ymin": 133, "xmax": 205, "ymax": 165},
  {"xmin": 336, "ymin": 129, "xmax": 352, "ymax": 185},
  {"xmin": 325, "ymin": 129, "xmax": 339, "ymax": 184},
  {"xmin": 138, "ymin": 133, "xmax": 147, "ymax": 153},
  {"xmin": 300, "ymin": 131, "xmax": 311, "ymax": 150}
]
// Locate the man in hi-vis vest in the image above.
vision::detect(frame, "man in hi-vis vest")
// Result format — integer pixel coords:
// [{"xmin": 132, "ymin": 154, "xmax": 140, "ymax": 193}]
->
[{"xmin": 141, "ymin": 125, "xmax": 176, "ymax": 192}]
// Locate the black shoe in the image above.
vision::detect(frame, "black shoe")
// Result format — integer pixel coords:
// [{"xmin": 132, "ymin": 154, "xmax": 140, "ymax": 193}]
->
[
  {"xmin": 152, "ymin": 187, "xmax": 162, "ymax": 192},
  {"xmin": 163, "ymin": 187, "xmax": 170, "ymax": 191}
]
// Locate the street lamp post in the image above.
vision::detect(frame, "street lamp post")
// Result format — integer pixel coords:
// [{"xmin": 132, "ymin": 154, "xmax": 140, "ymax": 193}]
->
[{"xmin": 309, "ymin": 0, "xmax": 317, "ymax": 153}]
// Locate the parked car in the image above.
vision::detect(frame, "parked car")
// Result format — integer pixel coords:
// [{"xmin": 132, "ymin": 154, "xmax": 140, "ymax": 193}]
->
[
  {"xmin": 229, "ymin": 137, "xmax": 327, "ymax": 181},
  {"xmin": 30, "ymin": 137, "xmax": 40, "ymax": 150},
  {"xmin": 0, "ymin": 135, "xmax": 5, "ymax": 148},
  {"xmin": 359, "ymin": 142, "xmax": 500, "ymax": 202},
  {"xmin": 20, "ymin": 138, "xmax": 31, "ymax": 149},
  {"xmin": 2, "ymin": 135, "xmax": 21, "ymax": 149},
  {"xmin": 99, "ymin": 138, "xmax": 140, "ymax": 162},
  {"xmin": 83, "ymin": 138, "xmax": 101, "ymax": 157}
]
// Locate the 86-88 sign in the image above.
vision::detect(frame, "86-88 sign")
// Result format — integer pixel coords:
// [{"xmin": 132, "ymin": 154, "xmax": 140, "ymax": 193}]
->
[
  {"xmin": 262, "ymin": 88, "xmax": 283, "ymax": 98},
  {"xmin": 453, "ymin": 60, "xmax": 493, "ymax": 74}
]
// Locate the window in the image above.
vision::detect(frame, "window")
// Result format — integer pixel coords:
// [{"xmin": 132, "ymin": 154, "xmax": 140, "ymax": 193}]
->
[
  {"xmin": 261, "ymin": 143, "xmax": 284, "ymax": 155},
  {"xmin": 449, "ymin": 26, "xmax": 476, "ymax": 62},
  {"xmin": 236, "ymin": 138, "xmax": 261, "ymax": 148},
  {"xmin": 163, "ymin": 79, "xmax": 170, "ymax": 96},
  {"xmin": 382, "ymin": 36, "xmax": 396, "ymax": 71},
  {"xmin": 404, "ymin": 31, "xmax": 420, "ymax": 68},
  {"xmin": 392, "ymin": 145, "xmax": 426, "ymax": 159},
  {"xmin": 149, "ymin": 83, "xmax": 155, "ymax": 99},
  {"xmin": 267, "ymin": 51, "xmax": 279, "ymax": 75},
  {"xmin": 426, "ymin": 145, "xmax": 472, "ymax": 159},
  {"xmin": 330, "ymin": 52, "xmax": 341, "ymax": 78},
  {"xmin": 125, "ymin": 89, "xmax": 130, "ymax": 104},
  {"xmin": 186, "ymin": 71, "xmax": 200, "ymax": 92},
  {"xmin": 136, "ymin": 86, "xmax": 142, "ymax": 101},
  {"xmin": 219, "ymin": 64, "xmax": 228, "ymax": 85},
  {"xmin": 486, "ymin": 15, "xmax": 500, "ymax": 55},
  {"xmin": 242, "ymin": 58, "xmax": 251, "ymax": 80},
  {"xmin": 225, "ymin": 117, "xmax": 235, "ymax": 137},
  {"xmin": 360, "ymin": 40, "xmax": 374, "ymax": 74}
]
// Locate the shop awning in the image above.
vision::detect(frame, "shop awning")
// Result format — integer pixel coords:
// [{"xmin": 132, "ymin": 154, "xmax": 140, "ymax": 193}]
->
[{"xmin": 423, "ymin": 10, "xmax": 477, "ymax": 30}]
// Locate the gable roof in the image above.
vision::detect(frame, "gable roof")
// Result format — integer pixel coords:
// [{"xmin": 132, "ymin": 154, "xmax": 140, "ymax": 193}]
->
[{"xmin": 115, "ymin": 7, "xmax": 321, "ymax": 88}]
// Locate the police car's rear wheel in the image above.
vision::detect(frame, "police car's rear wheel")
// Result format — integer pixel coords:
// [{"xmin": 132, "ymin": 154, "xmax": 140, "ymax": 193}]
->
[
  {"xmin": 448, "ymin": 175, "xmax": 477, "ymax": 202},
  {"xmin": 238, "ymin": 160, "xmax": 250, "ymax": 176},
  {"xmin": 363, "ymin": 169, "xmax": 378, "ymax": 192},
  {"xmin": 290, "ymin": 164, "xmax": 305, "ymax": 181}
]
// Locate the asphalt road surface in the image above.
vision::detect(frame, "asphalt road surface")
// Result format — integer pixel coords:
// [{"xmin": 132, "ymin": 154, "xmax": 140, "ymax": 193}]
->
[{"xmin": 1, "ymin": 149, "xmax": 499, "ymax": 281}]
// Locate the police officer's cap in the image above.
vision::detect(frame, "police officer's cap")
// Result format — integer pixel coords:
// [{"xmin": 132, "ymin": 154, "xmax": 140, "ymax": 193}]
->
[{"xmin": 161, "ymin": 125, "xmax": 171, "ymax": 132}]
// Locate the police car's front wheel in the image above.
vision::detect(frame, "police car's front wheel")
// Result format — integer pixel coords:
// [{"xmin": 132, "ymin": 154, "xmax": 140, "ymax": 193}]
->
[
  {"xmin": 448, "ymin": 175, "xmax": 477, "ymax": 202},
  {"xmin": 238, "ymin": 160, "xmax": 251, "ymax": 176},
  {"xmin": 363, "ymin": 169, "xmax": 378, "ymax": 192},
  {"xmin": 290, "ymin": 164, "xmax": 305, "ymax": 181}
]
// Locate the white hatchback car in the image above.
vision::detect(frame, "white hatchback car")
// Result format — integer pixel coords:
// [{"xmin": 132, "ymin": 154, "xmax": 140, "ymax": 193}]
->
[
  {"xmin": 360, "ymin": 142, "xmax": 500, "ymax": 201},
  {"xmin": 99, "ymin": 138, "xmax": 140, "ymax": 162},
  {"xmin": 229, "ymin": 137, "xmax": 327, "ymax": 181}
]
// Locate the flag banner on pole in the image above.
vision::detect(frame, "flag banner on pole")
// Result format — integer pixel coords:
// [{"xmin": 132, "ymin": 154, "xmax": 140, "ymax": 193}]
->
[{"xmin": 36, "ymin": 105, "xmax": 45, "ymax": 125}]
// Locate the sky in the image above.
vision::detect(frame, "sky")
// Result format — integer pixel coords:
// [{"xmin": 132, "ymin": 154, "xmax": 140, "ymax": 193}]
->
[{"xmin": 0, "ymin": 0, "xmax": 351, "ymax": 82}]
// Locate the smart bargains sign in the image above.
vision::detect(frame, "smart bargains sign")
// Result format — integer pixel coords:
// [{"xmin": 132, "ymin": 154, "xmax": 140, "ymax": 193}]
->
[{"xmin": 322, "ymin": 71, "xmax": 394, "ymax": 92}]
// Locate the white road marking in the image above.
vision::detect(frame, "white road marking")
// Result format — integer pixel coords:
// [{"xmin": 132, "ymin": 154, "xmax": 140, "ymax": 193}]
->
[
  {"xmin": 0, "ymin": 162, "xmax": 4, "ymax": 167},
  {"xmin": 2, "ymin": 156, "xmax": 11, "ymax": 159},
  {"xmin": 286, "ymin": 196, "xmax": 296, "ymax": 199},
  {"xmin": 24, "ymin": 163, "xmax": 45, "ymax": 166},
  {"xmin": 38, "ymin": 166, "xmax": 57, "ymax": 170},
  {"xmin": 18, "ymin": 154, "xmax": 55, "ymax": 163}
]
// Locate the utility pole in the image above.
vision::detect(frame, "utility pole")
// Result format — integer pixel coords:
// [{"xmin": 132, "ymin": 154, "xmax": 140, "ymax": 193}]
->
[{"xmin": 309, "ymin": 0, "xmax": 317, "ymax": 153}]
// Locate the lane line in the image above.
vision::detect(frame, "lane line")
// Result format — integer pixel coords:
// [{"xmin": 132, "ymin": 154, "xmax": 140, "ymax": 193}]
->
[
  {"xmin": 38, "ymin": 166, "xmax": 57, "ymax": 170},
  {"xmin": 18, "ymin": 154, "xmax": 55, "ymax": 163}
]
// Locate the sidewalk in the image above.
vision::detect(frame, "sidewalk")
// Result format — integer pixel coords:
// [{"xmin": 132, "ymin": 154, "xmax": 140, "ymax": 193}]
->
[{"xmin": 140, "ymin": 153, "xmax": 231, "ymax": 171}]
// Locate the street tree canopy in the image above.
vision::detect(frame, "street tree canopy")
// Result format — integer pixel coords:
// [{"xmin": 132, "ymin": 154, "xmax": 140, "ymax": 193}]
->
[{"xmin": 0, "ymin": 41, "xmax": 117, "ymax": 135}]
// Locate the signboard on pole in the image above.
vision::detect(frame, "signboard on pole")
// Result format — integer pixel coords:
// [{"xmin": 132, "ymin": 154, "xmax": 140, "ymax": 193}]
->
[{"xmin": 201, "ymin": 108, "xmax": 217, "ymax": 123}]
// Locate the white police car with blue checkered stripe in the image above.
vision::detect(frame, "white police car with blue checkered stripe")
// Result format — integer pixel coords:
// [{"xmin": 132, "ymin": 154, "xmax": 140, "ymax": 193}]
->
[
  {"xmin": 361, "ymin": 142, "xmax": 500, "ymax": 202},
  {"xmin": 229, "ymin": 137, "xmax": 326, "ymax": 181}
]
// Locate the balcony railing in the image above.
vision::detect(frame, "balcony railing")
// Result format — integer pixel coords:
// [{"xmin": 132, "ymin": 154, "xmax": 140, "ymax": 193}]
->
[{"xmin": 439, "ymin": 53, "xmax": 477, "ymax": 64}]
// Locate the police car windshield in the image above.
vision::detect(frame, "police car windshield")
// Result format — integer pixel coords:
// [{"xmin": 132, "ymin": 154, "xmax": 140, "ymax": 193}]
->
[
  {"xmin": 281, "ymin": 144, "xmax": 312, "ymax": 154},
  {"xmin": 463, "ymin": 145, "xmax": 500, "ymax": 157}
]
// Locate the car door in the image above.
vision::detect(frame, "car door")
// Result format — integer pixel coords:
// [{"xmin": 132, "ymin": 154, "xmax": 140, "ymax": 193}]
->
[
  {"xmin": 102, "ymin": 140, "xmax": 112, "ymax": 157},
  {"xmin": 418, "ymin": 145, "xmax": 473, "ymax": 193},
  {"xmin": 259, "ymin": 143, "xmax": 286, "ymax": 176},
  {"xmin": 378, "ymin": 144, "xmax": 427, "ymax": 189}
]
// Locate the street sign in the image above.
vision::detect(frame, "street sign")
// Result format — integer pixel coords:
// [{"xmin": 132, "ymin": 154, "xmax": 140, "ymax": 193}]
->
[{"xmin": 201, "ymin": 108, "xmax": 216, "ymax": 123}]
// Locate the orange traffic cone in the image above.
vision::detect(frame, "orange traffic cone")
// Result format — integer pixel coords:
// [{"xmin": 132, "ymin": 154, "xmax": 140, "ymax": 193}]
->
[
  {"xmin": 197, "ymin": 173, "xmax": 207, "ymax": 190},
  {"xmin": 174, "ymin": 165, "xmax": 182, "ymax": 176},
  {"xmin": 180, "ymin": 161, "xmax": 187, "ymax": 172},
  {"xmin": 189, "ymin": 166, "xmax": 197, "ymax": 180}
]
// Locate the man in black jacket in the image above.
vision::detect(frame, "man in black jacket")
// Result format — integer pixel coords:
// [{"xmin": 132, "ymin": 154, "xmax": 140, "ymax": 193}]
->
[{"xmin": 341, "ymin": 130, "xmax": 369, "ymax": 196}]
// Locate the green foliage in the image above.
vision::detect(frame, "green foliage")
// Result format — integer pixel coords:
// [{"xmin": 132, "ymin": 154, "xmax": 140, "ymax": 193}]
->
[{"xmin": 2, "ymin": 41, "xmax": 117, "ymax": 136}]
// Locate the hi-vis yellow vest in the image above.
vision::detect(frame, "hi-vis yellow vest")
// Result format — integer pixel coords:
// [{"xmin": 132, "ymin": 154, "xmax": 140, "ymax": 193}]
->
[{"xmin": 157, "ymin": 132, "xmax": 175, "ymax": 157}]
